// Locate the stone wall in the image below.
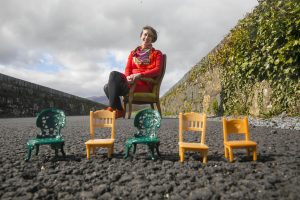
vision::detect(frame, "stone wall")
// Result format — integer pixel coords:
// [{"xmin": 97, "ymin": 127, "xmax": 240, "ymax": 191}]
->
[
  {"xmin": 161, "ymin": 62, "xmax": 222, "ymax": 117},
  {"xmin": 0, "ymin": 73, "xmax": 106, "ymax": 117},
  {"xmin": 160, "ymin": 57, "xmax": 291, "ymax": 118}
]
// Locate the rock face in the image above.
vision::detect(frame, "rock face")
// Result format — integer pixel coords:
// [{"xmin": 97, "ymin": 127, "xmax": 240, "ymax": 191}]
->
[
  {"xmin": 0, "ymin": 73, "xmax": 105, "ymax": 117},
  {"xmin": 160, "ymin": 61, "xmax": 286, "ymax": 118},
  {"xmin": 161, "ymin": 63, "xmax": 222, "ymax": 117},
  {"xmin": 249, "ymin": 81, "xmax": 273, "ymax": 116}
]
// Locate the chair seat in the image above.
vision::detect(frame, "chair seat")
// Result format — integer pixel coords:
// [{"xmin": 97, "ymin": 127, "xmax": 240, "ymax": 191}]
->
[
  {"xmin": 132, "ymin": 93, "xmax": 157, "ymax": 102},
  {"xmin": 225, "ymin": 140, "xmax": 257, "ymax": 148},
  {"xmin": 179, "ymin": 142, "xmax": 208, "ymax": 150},
  {"xmin": 126, "ymin": 136, "xmax": 159, "ymax": 145},
  {"xmin": 27, "ymin": 137, "xmax": 64, "ymax": 146},
  {"xmin": 85, "ymin": 139, "xmax": 114, "ymax": 145}
]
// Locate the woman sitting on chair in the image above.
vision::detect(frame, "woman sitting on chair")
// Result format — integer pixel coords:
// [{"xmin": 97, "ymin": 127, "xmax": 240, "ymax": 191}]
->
[{"xmin": 104, "ymin": 25, "xmax": 163, "ymax": 118}]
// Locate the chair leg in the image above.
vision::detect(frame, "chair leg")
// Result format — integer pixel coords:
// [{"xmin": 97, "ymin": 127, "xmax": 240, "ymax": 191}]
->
[
  {"xmin": 133, "ymin": 144, "xmax": 137, "ymax": 154},
  {"xmin": 150, "ymin": 103, "xmax": 154, "ymax": 109},
  {"xmin": 253, "ymin": 147, "xmax": 257, "ymax": 161},
  {"xmin": 179, "ymin": 147, "xmax": 184, "ymax": 162},
  {"xmin": 124, "ymin": 143, "xmax": 132, "ymax": 158},
  {"xmin": 229, "ymin": 148, "xmax": 234, "ymax": 162},
  {"xmin": 128, "ymin": 102, "xmax": 132, "ymax": 119},
  {"xmin": 61, "ymin": 143, "xmax": 66, "ymax": 157},
  {"xmin": 123, "ymin": 101, "xmax": 127, "ymax": 119},
  {"xmin": 35, "ymin": 144, "xmax": 39, "ymax": 156},
  {"xmin": 55, "ymin": 148, "xmax": 59, "ymax": 157},
  {"xmin": 156, "ymin": 101, "xmax": 162, "ymax": 117},
  {"xmin": 86, "ymin": 145, "xmax": 90, "ymax": 159},
  {"xmin": 155, "ymin": 143, "xmax": 160, "ymax": 156},
  {"xmin": 25, "ymin": 145, "xmax": 34, "ymax": 161},
  {"xmin": 224, "ymin": 146, "xmax": 229, "ymax": 159},
  {"xmin": 202, "ymin": 150, "xmax": 208, "ymax": 164},
  {"xmin": 148, "ymin": 144, "xmax": 156, "ymax": 160}
]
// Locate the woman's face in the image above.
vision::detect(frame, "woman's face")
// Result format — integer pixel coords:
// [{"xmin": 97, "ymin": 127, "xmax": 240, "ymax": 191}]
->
[{"xmin": 140, "ymin": 29, "xmax": 154, "ymax": 47}]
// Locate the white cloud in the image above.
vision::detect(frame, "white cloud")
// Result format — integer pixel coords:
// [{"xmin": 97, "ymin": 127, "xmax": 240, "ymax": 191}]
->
[{"xmin": 0, "ymin": 0, "xmax": 258, "ymax": 97}]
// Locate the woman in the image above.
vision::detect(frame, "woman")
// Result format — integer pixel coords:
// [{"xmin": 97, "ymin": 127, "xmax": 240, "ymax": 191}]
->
[{"xmin": 104, "ymin": 26, "xmax": 163, "ymax": 118}]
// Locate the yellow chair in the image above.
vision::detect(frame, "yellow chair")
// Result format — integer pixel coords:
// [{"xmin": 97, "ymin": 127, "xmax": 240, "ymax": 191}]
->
[
  {"xmin": 178, "ymin": 112, "xmax": 208, "ymax": 163},
  {"xmin": 85, "ymin": 110, "xmax": 116, "ymax": 159},
  {"xmin": 222, "ymin": 116, "xmax": 257, "ymax": 162},
  {"xmin": 123, "ymin": 54, "xmax": 167, "ymax": 119}
]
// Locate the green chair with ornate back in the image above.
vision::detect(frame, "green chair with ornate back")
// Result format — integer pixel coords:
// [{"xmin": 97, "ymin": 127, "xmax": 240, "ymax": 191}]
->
[
  {"xmin": 124, "ymin": 109, "xmax": 161, "ymax": 160},
  {"xmin": 25, "ymin": 108, "xmax": 66, "ymax": 161},
  {"xmin": 123, "ymin": 54, "xmax": 167, "ymax": 119}
]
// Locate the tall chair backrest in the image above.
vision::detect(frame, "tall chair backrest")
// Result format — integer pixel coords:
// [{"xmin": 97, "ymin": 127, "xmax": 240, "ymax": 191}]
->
[
  {"xmin": 222, "ymin": 116, "xmax": 250, "ymax": 142},
  {"xmin": 36, "ymin": 108, "xmax": 66, "ymax": 138},
  {"xmin": 153, "ymin": 54, "xmax": 167, "ymax": 96},
  {"xmin": 90, "ymin": 110, "xmax": 116, "ymax": 140},
  {"xmin": 179, "ymin": 112, "xmax": 207, "ymax": 144}
]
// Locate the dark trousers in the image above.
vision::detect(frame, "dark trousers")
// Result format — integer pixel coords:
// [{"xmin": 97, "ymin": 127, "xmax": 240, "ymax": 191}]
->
[{"xmin": 104, "ymin": 71, "xmax": 129, "ymax": 110}]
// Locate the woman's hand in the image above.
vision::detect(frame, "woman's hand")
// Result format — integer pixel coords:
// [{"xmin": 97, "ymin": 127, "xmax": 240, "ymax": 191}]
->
[
  {"xmin": 132, "ymin": 73, "xmax": 141, "ymax": 81},
  {"xmin": 126, "ymin": 73, "xmax": 141, "ymax": 84},
  {"xmin": 126, "ymin": 75, "xmax": 134, "ymax": 84}
]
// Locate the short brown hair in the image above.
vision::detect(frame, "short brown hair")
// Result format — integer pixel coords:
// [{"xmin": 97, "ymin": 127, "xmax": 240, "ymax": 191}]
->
[{"xmin": 140, "ymin": 26, "xmax": 158, "ymax": 43}]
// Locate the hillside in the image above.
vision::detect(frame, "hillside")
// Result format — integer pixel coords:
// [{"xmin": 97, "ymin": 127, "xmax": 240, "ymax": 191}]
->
[
  {"xmin": 161, "ymin": 0, "xmax": 299, "ymax": 118},
  {"xmin": 87, "ymin": 96, "xmax": 109, "ymax": 105}
]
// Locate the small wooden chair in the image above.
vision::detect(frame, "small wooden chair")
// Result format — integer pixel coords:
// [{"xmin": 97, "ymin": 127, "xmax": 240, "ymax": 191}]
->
[
  {"xmin": 178, "ymin": 112, "xmax": 208, "ymax": 163},
  {"xmin": 85, "ymin": 110, "xmax": 116, "ymax": 159},
  {"xmin": 25, "ymin": 108, "xmax": 66, "ymax": 161},
  {"xmin": 222, "ymin": 116, "xmax": 257, "ymax": 162}
]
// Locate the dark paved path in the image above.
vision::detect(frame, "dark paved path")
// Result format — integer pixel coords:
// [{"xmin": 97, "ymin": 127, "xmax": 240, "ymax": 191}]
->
[{"xmin": 0, "ymin": 116, "xmax": 299, "ymax": 200}]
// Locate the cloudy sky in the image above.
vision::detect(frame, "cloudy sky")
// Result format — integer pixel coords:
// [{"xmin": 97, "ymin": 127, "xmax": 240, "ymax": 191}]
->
[{"xmin": 0, "ymin": 0, "xmax": 258, "ymax": 98}]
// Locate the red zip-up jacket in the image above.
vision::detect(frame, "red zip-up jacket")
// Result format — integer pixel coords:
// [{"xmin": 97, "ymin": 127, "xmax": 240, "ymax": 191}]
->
[{"xmin": 124, "ymin": 47, "xmax": 163, "ymax": 92}]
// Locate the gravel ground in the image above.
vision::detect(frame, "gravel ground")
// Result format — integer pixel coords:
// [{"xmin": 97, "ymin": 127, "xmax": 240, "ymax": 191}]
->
[
  {"xmin": 208, "ymin": 116, "xmax": 300, "ymax": 131},
  {"xmin": 0, "ymin": 116, "xmax": 299, "ymax": 200}
]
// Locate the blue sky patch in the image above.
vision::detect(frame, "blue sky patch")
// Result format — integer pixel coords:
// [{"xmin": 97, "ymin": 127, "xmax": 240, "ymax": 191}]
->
[
  {"xmin": 34, "ymin": 53, "xmax": 61, "ymax": 73},
  {"xmin": 106, "ymin": 52, "xmax": 126, "ymax": 70}
]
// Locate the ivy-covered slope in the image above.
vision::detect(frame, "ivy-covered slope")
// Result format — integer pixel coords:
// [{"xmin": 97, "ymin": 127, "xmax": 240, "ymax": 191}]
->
[{"xmin": 161, "ymin": 0, "xmax": 300, "ymax": 117}]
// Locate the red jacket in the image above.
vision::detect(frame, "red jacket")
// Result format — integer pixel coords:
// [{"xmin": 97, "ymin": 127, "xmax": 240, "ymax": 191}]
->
[{"xmin": 125, "ymin": 47, "xmax": 163, "ymax": 92}]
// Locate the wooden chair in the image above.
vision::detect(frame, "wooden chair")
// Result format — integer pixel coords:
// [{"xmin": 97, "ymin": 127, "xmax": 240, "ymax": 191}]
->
[
  {"xmin": 124, "ymin": 109, "xmax": 161, "ymax": 160},
  {"xmin": 25, "ymin": 108, "xmax": 66, "ymax": 161},
  {"xmin": 85, "ymin": 110, "xmax": 116, "ymax": 159},
  {"xmin": 123, "ymin": 54, "xmax": 167, "ymax": 119},
  {"xmin": 178, "ymin": 112, "xmax": 208, "ymax": 163},
  {"xmin": 222, "ymin": 116, "xmax": 257, "ymax": 162}
]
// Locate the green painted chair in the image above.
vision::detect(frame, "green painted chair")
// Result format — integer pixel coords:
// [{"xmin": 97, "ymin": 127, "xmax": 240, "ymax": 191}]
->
[
  {"xmin": 25, "ymin": 108, "xmax": 66, "ymax": 161},
  {"xmin": 124, "ymin": 109, "xmax": 161, "ymax": 160}
]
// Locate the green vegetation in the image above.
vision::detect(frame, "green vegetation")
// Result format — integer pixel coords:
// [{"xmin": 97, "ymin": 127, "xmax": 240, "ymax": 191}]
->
[
  {"xmin": 210, "ymin": 99, "xmax": 219, "ymax": 115},
  {"xmin": 162, "ymin": 0, "xmax": 299, "ymax": 117},
  {"xmin": 216, "ymin": 0, "xmax": 300, "ymax": 116}
]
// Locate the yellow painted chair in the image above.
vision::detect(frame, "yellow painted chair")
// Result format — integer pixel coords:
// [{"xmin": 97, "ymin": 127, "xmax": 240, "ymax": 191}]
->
[
  {"xmin": 222, "ymin": 116, "xmax": 257, "ymax": 162},
  {"xmin": 85, "ymin": 110, "xmax": 116, "ymax": 159},
  {"xmin": 178, "ymin": 112, "xmax": 208, "ymax": 163}
]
